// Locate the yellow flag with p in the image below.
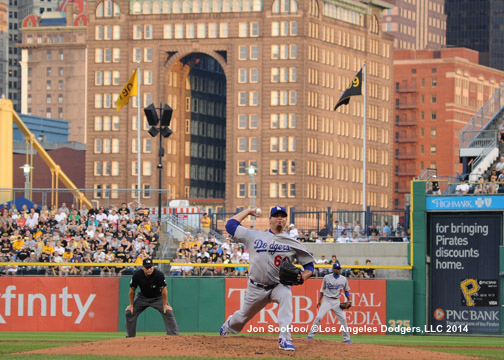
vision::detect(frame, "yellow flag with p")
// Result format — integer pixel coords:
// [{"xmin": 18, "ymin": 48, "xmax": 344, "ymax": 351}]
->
[{"xmin": 116, "ymin": 69, "xmax": 138, "ymax": 112}]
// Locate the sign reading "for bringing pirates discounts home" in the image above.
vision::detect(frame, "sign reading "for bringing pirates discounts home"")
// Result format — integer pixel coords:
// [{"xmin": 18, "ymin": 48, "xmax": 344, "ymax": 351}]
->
[{"xmin": 429, "ymin": 213, "xmax": 501, "ymax": 333}]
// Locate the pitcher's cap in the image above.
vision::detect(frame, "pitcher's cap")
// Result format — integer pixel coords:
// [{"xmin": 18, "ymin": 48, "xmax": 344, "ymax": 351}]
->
[{"xmin": 270, "ymin": 206, "xmax": 287, "ymax": 217}]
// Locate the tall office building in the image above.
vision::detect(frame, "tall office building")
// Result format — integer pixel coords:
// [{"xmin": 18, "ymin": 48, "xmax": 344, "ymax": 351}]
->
[
  {"xmin": 19, "ymin": 0, "xmax": 88, "ymax": 143},
  {"xmin": 86, "ymin": 0, "xmax": 395, "ymax": 213},
  {"xmin": 8, "ymin": 0, "xmax": 60, "ymax": 112},
  {"xmin": 446, "ymin": 0, "xmax": 504, "ymax": 71},
  {"xmin": 393, "ymin": 48, "xmax": 504, "ymax": 208},
  {"xmin": 382, "ymin": 0, "xmax": 446, "ymax": 49}
]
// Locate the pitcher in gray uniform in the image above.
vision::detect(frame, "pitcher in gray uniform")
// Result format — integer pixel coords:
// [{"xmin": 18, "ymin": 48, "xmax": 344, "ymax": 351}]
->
[
  {"xmin": 220, "ymin": 206, "xmax": 315, "ymax": 351},
  {"xmin": 307, "ymin": 261, "xmax": 352, "ymax": 343}
]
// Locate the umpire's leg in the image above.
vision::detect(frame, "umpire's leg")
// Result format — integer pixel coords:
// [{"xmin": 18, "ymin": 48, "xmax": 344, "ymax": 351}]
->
[
  {"xmin": 151, "ymin": 297, "xmax": 179, "ymax": 335},
  {"xmin": 125, "ymin": 295, "xmax": 150, "ymax": 337}
]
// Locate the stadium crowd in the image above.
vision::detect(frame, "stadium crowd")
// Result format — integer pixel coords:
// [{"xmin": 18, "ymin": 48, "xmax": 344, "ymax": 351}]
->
[{"xmin": 0, "ymin": 201, "xmax": 160, "ymax": 276}]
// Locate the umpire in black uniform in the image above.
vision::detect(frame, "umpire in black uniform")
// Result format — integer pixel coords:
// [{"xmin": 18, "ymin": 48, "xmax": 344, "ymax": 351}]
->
[{"xmin": 125, "ymin": 258, "xmax": 179, "ymax": 337}]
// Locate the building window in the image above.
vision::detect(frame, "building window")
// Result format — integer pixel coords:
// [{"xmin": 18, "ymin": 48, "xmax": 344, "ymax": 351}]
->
[
  {"xmin": 431, "ymin": 78, "xmax": 437, "ymax": 87},
  {"xmin": 431, "ymin": 128, "xmax": 437, "ymax": 137},
  {"xmin": 238, "ymin": 137, "xmax": 247, "ymax": 152},
  {"xmin": 431, "ymin": 94, "xmax": 437, "ymax": 104},
  {"xmin": 430, "ymin": 145, "xmax": 436, "ymax": 154},
  {"xmin": 431, "ymin": 111, "xmax": 437, "ymax": 120},
  {"xmin": 237, "ymin": 184, "xmax": 246, "ymax": 198}
]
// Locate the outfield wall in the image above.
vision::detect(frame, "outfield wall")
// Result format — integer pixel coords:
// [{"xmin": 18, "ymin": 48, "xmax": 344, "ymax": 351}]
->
[{"xmin": 0, "ymin": 277, "xmax": 412, "ymax": 334}]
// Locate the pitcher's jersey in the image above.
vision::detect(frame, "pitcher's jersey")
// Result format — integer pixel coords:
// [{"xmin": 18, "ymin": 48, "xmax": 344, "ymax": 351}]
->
[
  {"xmin": 321, "ymin": 274, "xmax": 350, "ymax": 299},
  {"xmin": 233, "ymin": 225, "xmax": 310, "ymax": 285}
]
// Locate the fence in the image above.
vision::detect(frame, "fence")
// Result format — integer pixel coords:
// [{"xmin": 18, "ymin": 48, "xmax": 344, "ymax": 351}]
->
[
  {"xmin": 210, "ymin": 207, "xmax": 410, "ymax": 239},
  {"xmin": 0, "ymin": 187, "xmax": 171, "ymax": 211}
]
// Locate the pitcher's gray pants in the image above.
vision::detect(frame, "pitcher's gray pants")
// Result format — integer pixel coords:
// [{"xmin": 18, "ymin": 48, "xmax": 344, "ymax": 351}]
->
[
  {"xmin": 221, "ymin": 281, "xmax": 293, "ymax": 340},
  {"xmin": 308, "ymin": 296, "xmax": 350, "ymax": 341},
  {"xmin": 125, "ymin": 294, "xmax": 179, "ymax": 337}
]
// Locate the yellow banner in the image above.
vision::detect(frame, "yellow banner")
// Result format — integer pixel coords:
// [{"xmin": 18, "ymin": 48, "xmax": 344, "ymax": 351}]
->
[{"xmin": 116, "ymin": 69, "xmax": 138, "ymax": 112}]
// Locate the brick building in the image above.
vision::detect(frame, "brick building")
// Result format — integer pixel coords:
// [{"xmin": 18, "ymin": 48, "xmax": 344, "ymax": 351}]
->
[
  {"xmin": 393, "ymin": 48, "xmax": 504, "ymax": 208},
  {"xmin": 19, "ymin": 1, "xmax": 88, "ymax": 143},
  {"xmin": 382, "ymin": 0, "xmax": 446, "ymax": 50},
  {"xmin": 85, "ymin": 0, "xmax": 395, "ymax": 213}
]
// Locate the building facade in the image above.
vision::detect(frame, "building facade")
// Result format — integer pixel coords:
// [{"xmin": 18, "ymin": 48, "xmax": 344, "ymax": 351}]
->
[
  {"xmin": 446, "ymin": 0, "xmax": 504, "ymax": 71},
  {"xmin": 393, "ymin": 48, "xmax": 504, "ymax": 208},
  {"xmin": 382, "ymin": 0, "xmax": 446, "ymax": 50},
  {"xmin": 19, "ymin": 2, "xmax": 88, "ymax": 143},
  {"xmin": 8, "ymin": 0, "xmax": 60, "ymax": 112},
  {"xmin": 85, "ymin": 0, "xmax": 395, "ymax": 213}
]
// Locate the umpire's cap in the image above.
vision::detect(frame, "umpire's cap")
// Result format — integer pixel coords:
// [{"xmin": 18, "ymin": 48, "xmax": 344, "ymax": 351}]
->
[
  {"xmin": 143, "ymin": 258, "xmax": 154, "ymax": 268},
  {"xmin": 332, "ymin": 261, "xmax": 342, "ymax": 269},
  {"xmin": 270, "ymin": 206, "xmax": 287, "ymax": 217}
]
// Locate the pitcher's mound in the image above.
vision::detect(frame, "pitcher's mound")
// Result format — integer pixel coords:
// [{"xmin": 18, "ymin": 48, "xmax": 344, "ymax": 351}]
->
[{"xmin": 25, "ymin": 335, "xmax": 474, "ymax": 359}]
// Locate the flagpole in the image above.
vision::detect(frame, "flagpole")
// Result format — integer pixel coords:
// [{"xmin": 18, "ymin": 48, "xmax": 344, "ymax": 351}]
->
[
  {"xmin": 362, "ymin": 64, "xmax": 367, "ymax": 215},
  {"xmin": 137, "ymin": 62, "xmax": 141, "ymax": 201}
]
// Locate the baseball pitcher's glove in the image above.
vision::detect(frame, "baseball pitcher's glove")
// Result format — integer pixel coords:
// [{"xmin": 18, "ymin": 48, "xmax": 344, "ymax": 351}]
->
[
  {"xmin": 279, "ymin": 261, "xmax": 304, "ymax": 286},
  {"xmin": 340, "ymin": 302, "xmax": 352, "ymax": 310}
]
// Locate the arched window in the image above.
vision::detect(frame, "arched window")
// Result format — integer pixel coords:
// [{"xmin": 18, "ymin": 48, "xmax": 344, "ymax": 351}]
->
[
  {"xmin": 212, "ymin": 0, "xmax": 221, "ymax": 12},
  {"xmin": 232, "ymin": 0, "xmax": 241, "ymax": 12},
  {"xmin": 153, "ymin": 1, "xmax": 161, "ymax": 13},
  {"xmin": 309, "ymin": 0, "xmax": 318, "ymax": 16},
  {"xmin": 222, "ymin": 0, "xmax": 232, "ymax": 12},
  {"xmin": 143, "ymin": 1, "xmax": 152, "ymax": 14},
  {"xmin": 162, "ymin": 0, "xmax": 172, "ymax": 13},
  {"xmin": 96, "ymin": 0, "xmax": 121, "ymax": 17},
  {"xmin": 172, "ymin": 0, "xmax": 182, "ymax": 13},
  {"xmin": 132, "ymin": 1, "xmax": 141, "ymax": 13},
  {"xmin": 192, "ymin": 0, "xmax": 202, "ymax": 12},
  {"xmin": 242, "ymin": 0, "xmax": 251, "ymax": 11},
  {"xmin": 202, "ymin": 0, "xmax": 211, "ymax": 12},
  {"xmin": 182, "ymin": 0, "xmax": 191, "ymax": 13}
]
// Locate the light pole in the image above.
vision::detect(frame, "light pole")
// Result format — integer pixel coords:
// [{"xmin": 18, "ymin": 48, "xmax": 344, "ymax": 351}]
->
[
  {"xmin": 144, "ymin": 103, "xmax": 173, "ymax": 222},
  {"xmin": 20, "ymin": 164, "xmax": 34, "ymax": 199},
  {"xmin": 247, "ymin": 164, "xmax": 257, "ymax": 228},
  {"xmin": 38, "ymin": 110, "xmax": 45, "ymax": 143}
]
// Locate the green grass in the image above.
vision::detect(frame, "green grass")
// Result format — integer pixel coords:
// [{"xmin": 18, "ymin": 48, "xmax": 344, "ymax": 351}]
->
[{"xmin": 1, "ymin": 332, "xmax": 503, "ymax": 360}]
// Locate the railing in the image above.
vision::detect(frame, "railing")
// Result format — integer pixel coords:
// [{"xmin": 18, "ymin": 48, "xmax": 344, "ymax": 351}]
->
[
  {"xmin": 471, "ymin": 135, "xmax": 498, "ymax": 175},
  {"xmin": 459, "ymin": 82, "xmax": 504, "ymax": 148}
]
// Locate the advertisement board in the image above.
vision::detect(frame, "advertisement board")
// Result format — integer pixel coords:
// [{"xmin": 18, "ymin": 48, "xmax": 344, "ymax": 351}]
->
[
  {"xmin": 0, "ymin": 277, "xmax": 119, "ymax": 331},
  {"xmin": 225, "ymin": 278, "xmax": 386, "ymax": 335},
  {"xmin": 429, "ymin": 213, "xmax": 501, "ymax": 333}
]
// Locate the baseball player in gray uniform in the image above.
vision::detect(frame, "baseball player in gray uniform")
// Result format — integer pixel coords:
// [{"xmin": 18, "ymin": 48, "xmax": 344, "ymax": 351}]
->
[
  {"xmin": 220, "ymin": 206, "xmax": 315, "ymax": 351},
  {"xmin": 307, "ymin": 261, "xmax": 352, "ymax": 343}
]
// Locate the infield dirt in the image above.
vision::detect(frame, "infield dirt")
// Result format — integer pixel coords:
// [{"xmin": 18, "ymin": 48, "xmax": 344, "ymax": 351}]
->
[{"xmin": 25, "ymin": 335, "xmax": 475, "ymax": 359}]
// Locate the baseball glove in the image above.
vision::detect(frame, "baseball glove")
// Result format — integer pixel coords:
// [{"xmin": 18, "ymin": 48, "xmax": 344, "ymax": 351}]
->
[
  {"xmin": 279, "ymin": 261, "xmax": 304, "ymax": 286},
  {"xmin": 340, "ymin": 302, "xmax": 352, "ymax": 310}
]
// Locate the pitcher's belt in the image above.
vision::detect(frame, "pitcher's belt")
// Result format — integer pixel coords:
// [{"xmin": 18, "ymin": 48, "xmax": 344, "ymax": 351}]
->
[{"xmin": 250, "ymin": 279, "xmax": 277, "ymax": 290}]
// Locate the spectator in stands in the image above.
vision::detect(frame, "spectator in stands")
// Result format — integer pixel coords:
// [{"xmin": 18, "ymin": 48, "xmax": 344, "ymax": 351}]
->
[
  {"xmin": 349, "ymin": 260, "xmax": 363, "ymax": 279},
  {"xmin": 487, "ymin": 174, "xmax": 499, "ymax": 194},
  {"xmin": 473, "ymin": 177, "xmax": 487, "ymax": 195},
  {"xmin": 288, "ymin": 224, "xmax": 299, "ymax": 239},
  {"xmin": 333, "ymin": 221, "xmax": 345, "ymax": 238},
  {"xmin": 336, "ymin": 231, "xmax": 349, "ymax": 243},
  {"xmin": 431, "ymin": 175, "xmax": 441, "ymax": 195},
  {"xmin": 455, "ymin": 178, "xmax": 470, "ymax": 195},
  {"xmin": 200, "ymin": 213, "xmax": 211, "ymax": 239},
  {"xmin": 401, "ymin": 231, "xmax": 409, "ymax": 242},
  {"xmin": 382, "ymin": 222, "xmax": 392, "ymax": 236},
  {"xmin": 369, "ymin": 231, "xmax": 380, "ymax": 242},
  {"xmin": 5, "ymin": 257, "xmax": 18, "ymax": 275},
  {"xmin": 496, "ymin": 156, "xmax": 504, "ymax": 173},
  {"xmin": 317, "ymin": 254, "xmax": 330, "ymax": 277},
  {"xmin": 363, "ymin": 259, "xmax": 376, "ymax": 279}
]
